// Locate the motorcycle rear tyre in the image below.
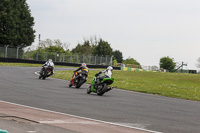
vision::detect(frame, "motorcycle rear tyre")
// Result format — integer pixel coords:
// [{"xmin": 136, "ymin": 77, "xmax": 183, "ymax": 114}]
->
[
  {"xmin": 97, "ymin": 83, "xmax": 107, "ymax": 96},
  {"xmin": 75, "ymin": 79, "xmax": 83, "ymax": 88}
]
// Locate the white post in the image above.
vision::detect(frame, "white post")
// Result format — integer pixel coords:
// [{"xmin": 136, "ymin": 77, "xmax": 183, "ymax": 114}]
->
[
  {"xmin": 5, "ymin": 45, "xmax": 9, "ymax": 58},
  {"xmin": 62, "ymin": 53, "xmax": 65, "ymax": 62},
  {"xmin": 95, "ymin": 55, "xmax": 97, "ymax": 65},
  {"xmin": 55, "ymin": 51, "xmax": 57, "ymax": 62},
  {"xmin": 27, "ymin": 47, "xmax": 30, "ymax": 59},
  {"xmin": 101, "ymin": 55, "xmax": 103, "ymax": 65},
  {"xmin": 106, "ymin": 56, "xmax": 108, "ymax": 65},
  {"xmin": 110, "ymin": 56, "xmax": 113, "ymax": 66},
  {"xmin": 16, "ymin": 46, "xmax": 20, "ymax": 58}
]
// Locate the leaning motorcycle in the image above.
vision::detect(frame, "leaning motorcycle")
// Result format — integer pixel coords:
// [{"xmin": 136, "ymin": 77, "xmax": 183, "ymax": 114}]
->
[
  {"xmin": 39, "ymin": 66, "xmax": 52, "ymax": 80},
  {"xmin": 69, "ymin": 72, "xmax": 88, "ymax": 88},
  {"xmin": 87, "ymin": 75, "xmax": 114, "ymax": 96}
]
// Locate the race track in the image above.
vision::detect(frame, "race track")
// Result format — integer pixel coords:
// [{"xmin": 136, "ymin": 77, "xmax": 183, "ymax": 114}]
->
[{"xmin": 0, "ymin": 66, "xmax": 200, "ymax": 133}]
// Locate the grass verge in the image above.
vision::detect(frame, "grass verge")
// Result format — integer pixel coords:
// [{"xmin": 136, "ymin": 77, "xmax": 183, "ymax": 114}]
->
[
  {"xmin": 0, "ymin": 62, "xmax": 76, "ymax": 68},
  {"xmin": 53, "ymin": 70, "xmax": 200, "ymax": 101}
]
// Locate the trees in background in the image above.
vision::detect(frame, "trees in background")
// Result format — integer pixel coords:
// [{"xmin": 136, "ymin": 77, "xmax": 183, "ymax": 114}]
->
[
  {"xmin": 160, "ymin": 56, "xmax": 176, "ymax": 72},
  {"xmin": 39, "ymin": 37, "xmax": 126, "ymax": 65},
  {"xmin": 71, "ymin": 40, "xmax": 94, "ymax": 55},
  {"xmin": 26, "ymin": 39, "xmax": 70, "ymax": 61},
  {"xmin": 25, "ymin": 36, "xmax": 140, "ymax": 66},
  {"xmin": 123, "ymin": 57, "xmax": 141, "ymax": 67},
  {"xmin": 39, "ymin": 39, "xmax": 70, "ymax": 51},
  {"xmin": 92, "ymin": 39, "xmax": 113, "ymax": 56},
  {"xmin": 0, "ymin": 0, "xmax": 35, "ymax": 48},
  {"xmin": 71, "ymin": 37, "xmax": 126, "ymax": 65},
  {"xmin": 71, "ymin": 37, "xmax": 115, "ymax": 57},
  {"xmin": 113, "ymin": 50, "xmax": 123, "ymax": 63}
]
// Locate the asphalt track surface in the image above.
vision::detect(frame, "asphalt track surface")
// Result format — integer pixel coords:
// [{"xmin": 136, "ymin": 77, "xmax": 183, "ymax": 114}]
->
[{"xmin": 0, "ymin": 66, "xmax": 200, "ymax": 133}]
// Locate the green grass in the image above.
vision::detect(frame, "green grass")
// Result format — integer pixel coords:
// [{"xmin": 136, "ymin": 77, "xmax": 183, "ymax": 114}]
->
[
  {"xmin": 0, "ymin": 62, "xmax": 76, "ymax": 68},
  {"xmin": 1, "ymin": 62, "xmax": 200, "ymax": 101},
  {"xmin": 0, "ymin": 62, "xmax": 41, "ymax": 67},
  {"xmin": 52, "ymin": 70, "xmax": 200, "ymax": 101}
]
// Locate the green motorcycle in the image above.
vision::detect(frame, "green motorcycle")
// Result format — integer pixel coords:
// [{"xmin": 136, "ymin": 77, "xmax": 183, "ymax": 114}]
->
[{"xmin": 87, "ymin": 75, "xmax": 114, "ymax": 96}]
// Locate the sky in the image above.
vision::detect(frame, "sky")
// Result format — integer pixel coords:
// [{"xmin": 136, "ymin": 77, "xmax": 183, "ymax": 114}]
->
[{"xmin": 26, "ymin": 0, "xmax": 200, "ymax": 70}]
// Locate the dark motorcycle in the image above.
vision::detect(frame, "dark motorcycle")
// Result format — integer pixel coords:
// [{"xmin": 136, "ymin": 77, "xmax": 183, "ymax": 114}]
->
[
  {"xmin": 39, "ymin": 66, "xmax": 52, "ymax": 80},
  {"xmin": 69, "ymin": 72, "xmax": 88, "ymax": 88},
  {"xmin": 87, "ymin": 75, "xmax": 114, "ymax": 96}
]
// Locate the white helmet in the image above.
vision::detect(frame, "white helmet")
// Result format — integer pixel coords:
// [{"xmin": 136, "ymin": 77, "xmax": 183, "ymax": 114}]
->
[
  {"xmin": 48, "ymin": 59, "xmax": 53, "ymax": 62},
  {"xmin": 107, "ymin": 66, "xmax": 113, "ymax": 71}
]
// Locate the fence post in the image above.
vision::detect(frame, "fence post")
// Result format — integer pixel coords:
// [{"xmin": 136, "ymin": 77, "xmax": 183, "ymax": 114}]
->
[
  {"xmin": 4, "ymin": 45, "xmax": 9, "ymax": 58},
  {"xmin": 77, "ymin": 54, "xmax": 78, "ymax": 63},
  {"xmin": 62, "ymin": 53, "xmax": 65, "ymax": 62},
  {"xmin": 46, "ymin": 51, "xmax": 48, "ymax": 61},
  {"xmin": 26, "ymin": 51, "xmax": 28, "ymax": 59},
  {"xmin": 70, "ymin": 53, "xmax": 72, "ymax": 63},
  {"xmin": 100, "ymin": 55, "xmax": 103, "ymax": 65},
  {"xmin": 16, "ymin": 46, "xmax": 20, "ymax": 58},
  {"xmin": 36, "ymin": 51, "xmax": 38, "ymax": 60},
  {"xmin": 106, "ymin": 56, "xmax": 108, "ymax": 65},
  {"xmin": 95, "ymin": 55, "xmax": 97, "ymax": 65},
  {"xmin": 55, "ymin": 51, "xmax": 57, "ymax": 62},
  {"xmin": 89, "ymin": 55, "xmax": 91, "ymax": 64},
  {"xmin": 26, "ymin": 47, "xmax": 30, "ymax": 59},
  {"xmin": 110, "ymin": 56, "xmax": 113, "ymax": 66}
]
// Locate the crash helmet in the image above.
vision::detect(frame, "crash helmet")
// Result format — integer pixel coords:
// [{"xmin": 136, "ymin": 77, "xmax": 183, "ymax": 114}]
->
[
  {"xmin": 107, "ymin": 66, "xmax": 113, "ymax": 71},
  {"xmin": 48, "ymin": 59, "xmax": 53, "ymax": 62},
  {"xmin": 82, "ymin": 63, "xmax": 86, "ymax": 67}
]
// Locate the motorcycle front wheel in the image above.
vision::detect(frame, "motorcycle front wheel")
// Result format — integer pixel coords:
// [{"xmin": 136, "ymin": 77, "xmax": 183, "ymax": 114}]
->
[{"xmin": 68, "ymin": 81, "xmax": 72, "ymax": 87}]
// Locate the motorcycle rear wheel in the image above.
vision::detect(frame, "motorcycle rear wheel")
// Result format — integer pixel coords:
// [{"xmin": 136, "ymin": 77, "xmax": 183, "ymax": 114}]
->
[
  {"xmin": 97, "ymin": 83, "xmax": 107, "ymax": 96},
  {"xmin": 75, "ymin": 79, "xmax": 83, "ymax": 88}
]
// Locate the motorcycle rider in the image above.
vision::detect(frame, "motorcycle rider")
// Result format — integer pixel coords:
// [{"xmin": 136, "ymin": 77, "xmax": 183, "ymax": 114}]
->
[
  {"xmin": 73, "ymin": 63, "xmax": 89, "ymax": 79},
  {"xmin": 69, "ymin": 63, "xmax": 89, "ymax": 87},
  {"xmin": 40, "ymin": 59, "xmax": 54, "ymax": 77},
  {"xmin": 95, "ymin": 66, "xmax": 113, "ymax": 84}
]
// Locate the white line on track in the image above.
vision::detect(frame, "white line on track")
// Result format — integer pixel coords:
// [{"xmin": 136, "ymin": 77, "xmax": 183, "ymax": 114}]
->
[{"xmin": 0, "ymin": 100, "xmax": 161, "ymax": 133}]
